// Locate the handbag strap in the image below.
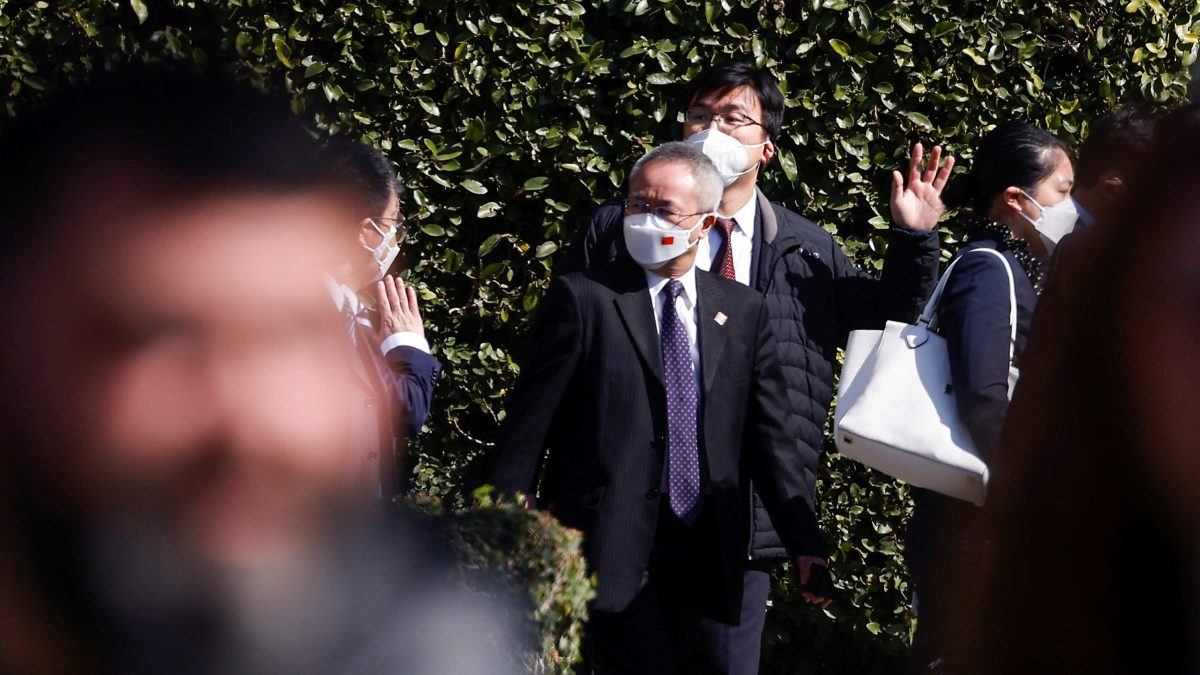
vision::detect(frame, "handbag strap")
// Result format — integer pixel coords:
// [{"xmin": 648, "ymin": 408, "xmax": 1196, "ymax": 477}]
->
[{"xmin": 919, "ymin": 247, "xmax": 1018, "ymax": 362}]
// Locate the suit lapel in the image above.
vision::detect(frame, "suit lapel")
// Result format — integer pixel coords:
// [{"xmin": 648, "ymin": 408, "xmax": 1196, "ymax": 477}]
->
[
  {"xmin": 696, "ymin": 271, "xmax": 732, "ymax": 395},
  {"xmin": 612, "ymin": 263, "xmax": 665, "ymax": 387},
  {"xmin": 353, "ymin": 320, "xmax": 390, "ymax": 397}
]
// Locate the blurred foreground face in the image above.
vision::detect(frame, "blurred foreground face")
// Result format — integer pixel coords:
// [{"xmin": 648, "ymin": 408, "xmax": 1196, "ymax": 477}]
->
[
  {"xmin": 11, "ymin": 181, "xmax": 361, "ymax": 570},
  {"xmin": 1121, "ymin": 202, "xmax": 1200, "ymax": 533}
]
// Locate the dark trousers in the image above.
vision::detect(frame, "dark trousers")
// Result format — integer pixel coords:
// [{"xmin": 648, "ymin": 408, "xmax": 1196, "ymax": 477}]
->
[
  {"xmin": 694, "ymin": 567, "xmax": 772, "ymax": 675},
  {"xmin": 578, "ymin": 506, "xmax": 719, "ymax": 675},
  {"xmin": 906, "ymin": 490, "xmax": 992, "ymax": 675}
]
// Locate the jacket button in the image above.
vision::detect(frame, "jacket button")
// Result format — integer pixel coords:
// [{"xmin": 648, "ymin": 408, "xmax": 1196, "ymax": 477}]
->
[
  {"xmin": 367, "ymin": 451, "xmax": 378, "ymax": 461},
  {"xmin": 645, "ymin": 488, "xmax": 661, "ymax": 499}
]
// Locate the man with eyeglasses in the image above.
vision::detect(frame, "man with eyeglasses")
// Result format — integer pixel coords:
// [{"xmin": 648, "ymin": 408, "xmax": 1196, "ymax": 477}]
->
[
  {"xmin": 325, "ymin": 139, "xmax": 442, "ymax": 499},
  {"xmin": 489, "ymin": 142, "xmax": 829, "ymax": 674},
  {"xmin": 558, "ymin": 62, "xmax": 952, "ymax": 674}
]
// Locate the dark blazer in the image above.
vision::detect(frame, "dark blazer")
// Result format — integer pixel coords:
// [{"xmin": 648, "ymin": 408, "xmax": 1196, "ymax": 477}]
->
[
  {"xmin": 486, "ymin": 260, "xmax": 822, "ymax": 622},
  {"xmin": 351, "ymin": 316, "xmax": 442, "ymax": 496},
  {"xmin": 556, "ymin": 193, "xmax": 940, "ymax": 559}
]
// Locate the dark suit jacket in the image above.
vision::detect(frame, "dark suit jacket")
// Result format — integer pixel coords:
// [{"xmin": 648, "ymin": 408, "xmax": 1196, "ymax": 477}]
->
[
  {"xmin": 486, "ymin": 260, "xmax": 821, "ymax": 621},
  {"xmin": 556, "ymin": 193, "xmax": 940, "ymax": 560},
  {"xmin": 351, "ymin": 317, "xmax": 441, "ymax": 496}
]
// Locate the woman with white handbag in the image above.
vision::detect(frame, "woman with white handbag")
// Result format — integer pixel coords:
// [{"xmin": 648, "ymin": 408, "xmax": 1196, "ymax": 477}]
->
[{"xmin": 904, "ymin": 123, "xmax": 1075, "ymax": 675}]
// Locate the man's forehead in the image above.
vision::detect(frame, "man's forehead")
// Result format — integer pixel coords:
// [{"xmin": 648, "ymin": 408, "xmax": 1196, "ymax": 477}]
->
[
  {"xmin": 629, "ymin": 161, "xmax": 698, "ymax": 204},
  {"xmin": 689, "ymin": 85, "xmax": 761, "ymax": 112}
]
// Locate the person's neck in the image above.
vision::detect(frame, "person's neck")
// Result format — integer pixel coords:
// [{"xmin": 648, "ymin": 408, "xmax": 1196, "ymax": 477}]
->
[
  {"xmin": 1071, "ymin": 189, "xmax": 1103, "ymax": 224},
  {"xmin": 650, "ymin": 251, "xmax": 697, "ymax": 280},
  {"xmin": 718, "ymin": 175, "xmax": 757, "ymax": 217}
]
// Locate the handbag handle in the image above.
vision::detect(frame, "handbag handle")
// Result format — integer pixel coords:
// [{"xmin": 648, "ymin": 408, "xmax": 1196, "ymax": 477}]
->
[{"xmin": 918, "ymin": 247, "xmax": 1018, "ymax": 362}]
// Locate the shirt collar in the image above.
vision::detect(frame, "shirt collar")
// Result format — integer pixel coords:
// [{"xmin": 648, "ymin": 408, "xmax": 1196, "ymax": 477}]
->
[
  {"xmin": 645, "ymin": 262, "xmax": 699, "ymax": 308},
  {"xmin": 325, "ymin": 274, "xmax": 360, "ymax": 314},
  {"xmin": 1072, "ymin": 197, "xmax": 1096, "ymax": 228},
  {"xmin": 718, "ymin": 188, "xmax": 758, "ymax": 239}
]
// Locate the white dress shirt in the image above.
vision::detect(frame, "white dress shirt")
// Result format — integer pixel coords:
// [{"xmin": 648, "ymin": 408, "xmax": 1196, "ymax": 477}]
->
[
  {"xmin": 325, "ymin": 276, "xmax": 431, "ymax": 355},
  {"xmin": 645, "ymin": 265, "xmax": 701, "ymax": 394},
  {"xmin": 698, "ymin": 188, "xmax": 758, "ymax": 286}
]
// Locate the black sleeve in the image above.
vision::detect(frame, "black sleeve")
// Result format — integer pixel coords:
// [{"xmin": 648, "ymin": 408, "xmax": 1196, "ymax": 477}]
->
[
  {"xmin": 743, "ymin": 296, "xmax": 823, "ymax": 557},
  {"xmin": 554, "ymin": 199, "xmax": 626, "ymax": 275},
  {"xmin": 485, "ymin": 276, "xmax": 583, "ymax": 498},
  {"xmin": 832, "ymin": 227, "xmax": 941, "ymax": 343},
  {"xmin": 939, "ymin": 251, "xmax": 1015, "ymax": 465}
]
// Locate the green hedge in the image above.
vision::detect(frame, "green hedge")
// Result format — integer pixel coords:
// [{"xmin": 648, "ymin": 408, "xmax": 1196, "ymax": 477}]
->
[
  {"xmin": 3, "ymin": 0, "xmax": 1196, "ymax": 671},
  {"xmin": 402, "ymin": 491, "xmax": 595, "ymax": 673}
]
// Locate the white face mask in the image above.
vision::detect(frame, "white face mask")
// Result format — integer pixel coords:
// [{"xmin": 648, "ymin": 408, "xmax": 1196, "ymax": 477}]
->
[
  {"xmin": 685, "ymin": 128, "xmax": 765, "ymax": 186},
  {"xmin": 362, "ymin": 219, "xmax": 401, "ymax": 282},
  {"xmin": 1018, "ymin": 190, "xmax": 1079, "ymax": 256},
  {"xmin": 623, "ymin": 212, "xmax": 707, "ymax": 269}
]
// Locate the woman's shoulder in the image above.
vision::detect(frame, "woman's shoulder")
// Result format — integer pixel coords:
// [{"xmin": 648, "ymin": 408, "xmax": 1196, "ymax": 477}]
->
[{"xmin": 945, "ymin": 243, "xmax": 1027, "ymax": 296}]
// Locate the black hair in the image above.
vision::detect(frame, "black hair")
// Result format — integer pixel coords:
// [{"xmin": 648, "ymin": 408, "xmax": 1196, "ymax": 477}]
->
[
  {"xmin": 0, "ymin": 67, "xmax": 337, "ymax": 265},
  {"xmin": 1074, "ymin": 105, "xmax": 1156, "ymax": 189},
  {"xmin": 685, "ymin": 62, "xmax": 784, "ymax": 141},
  {"xmin": 1149, "ymin": 102, "xmax": 1200, "ymax": 159},
  {"xmin": 943, "ymin": 122, "xmax": 1070, "ymax": 215},
  {"xmin": 323, "ymin": 138, "xmax": 402, "ymax": 219}
]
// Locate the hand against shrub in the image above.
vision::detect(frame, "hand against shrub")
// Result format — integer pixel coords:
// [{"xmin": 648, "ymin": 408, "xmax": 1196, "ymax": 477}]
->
[{"xmin": 890, "ymin": 142, "xmax": 955, "ymax": 232}]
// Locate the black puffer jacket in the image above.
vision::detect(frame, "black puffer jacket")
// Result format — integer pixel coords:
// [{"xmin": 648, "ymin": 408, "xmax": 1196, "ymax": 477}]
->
[{"xmin": 556, "ymin": 191, "xmax": 940, "ymax": 560}]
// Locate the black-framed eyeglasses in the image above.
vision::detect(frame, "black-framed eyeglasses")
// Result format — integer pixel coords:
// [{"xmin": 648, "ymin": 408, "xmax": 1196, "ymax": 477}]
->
[
  {"xmin": 684, "ymin": 108, "xmax": 763, "ymax": 131},
  {"xmin": 370, "ymin": 214, "xmax": 408, "ymax": 245},
  {"xmin": 623, "ymin": 198, "xmax": 707, "ymax": 227}
]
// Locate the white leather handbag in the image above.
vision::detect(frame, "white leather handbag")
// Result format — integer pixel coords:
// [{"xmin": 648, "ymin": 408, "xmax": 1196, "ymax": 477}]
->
[{"xmin": 833, "ymin": 247, "xmax": 1018, "ymax": 505}]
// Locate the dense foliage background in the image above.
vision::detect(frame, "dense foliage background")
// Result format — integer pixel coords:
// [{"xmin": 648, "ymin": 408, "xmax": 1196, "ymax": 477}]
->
[{"xmin": 3, "ymin": 0, "xmax": 1196, "ymax": 671}]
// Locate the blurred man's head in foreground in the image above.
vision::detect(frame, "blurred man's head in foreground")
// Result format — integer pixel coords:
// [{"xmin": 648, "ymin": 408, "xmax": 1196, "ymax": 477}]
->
[{"xmin": 0, "ymin": 70, "xmax": 366, "ymax": 573}]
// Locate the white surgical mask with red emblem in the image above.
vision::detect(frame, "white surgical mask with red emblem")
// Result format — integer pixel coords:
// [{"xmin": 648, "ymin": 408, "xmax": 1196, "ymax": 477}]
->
[{"xmin": 623, "ymin": 212, "xmax": 706, "ymax": 269}]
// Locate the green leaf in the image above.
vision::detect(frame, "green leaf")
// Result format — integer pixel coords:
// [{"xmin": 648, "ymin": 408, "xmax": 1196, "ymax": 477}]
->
[
  {"xmin": 478, "ymin": 234, "xmax": 502, "ymax": 257},
  {"xmin": 129, "ymin": 0, "xmax": 149, "ymax": 24},
  {"xmin": 534, "ymin": 241, "xmax": 558, "ymax": 258},
  {"xmin": 418, "ymin": 97, "xmax": 441, "ymax": 116},
  {"xmin": 828, "ymin": 39, "xmax": 852, "ymax": 59},
  {"xmin": 234, "ymin": 32, "xmax": 252, "ymax": 58},
  {"xmin": 905, "ymin": 111, "xmax": 933, "ymax": 129},
  {"xmin": 523, "ymin": 176, "xmax": 549, "ymax": 191},
  {"xmin": 420, "ymin": 223, "xmax": 446, "ymax": 237},
  {"xmin": 460, "ymin": 179, "xmax": 488, "ymax": 194},
  {"xmin": 477, "ymin": 201, "xmax": 502, "ymax": 218},
  {"xmin": 272, "ymin": 34, "xmax": 296, "ymax": 68},
  {"xmin": 931, "ymin": 21, "xmax": 957, "ymax": 38}
]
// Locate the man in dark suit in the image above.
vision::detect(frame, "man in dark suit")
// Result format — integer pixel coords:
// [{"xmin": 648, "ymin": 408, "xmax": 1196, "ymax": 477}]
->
[
  {"xmin": 487, "ymin": 142, "xmax": 829, "ymax": 674},
  {"xmin": 556, "ymin": 63, "xmax": 951, "ymax": 674},
  {"xmin": 326, "ymin": 140, "xmax": 442, "ymax": 498}
]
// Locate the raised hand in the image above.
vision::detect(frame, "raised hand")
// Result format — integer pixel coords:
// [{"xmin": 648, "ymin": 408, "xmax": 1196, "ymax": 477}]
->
[
  {"xmin": 890, "ymin": 142, "xmax": 955, "ymax": 232},
  {"xmin": 375, "ymin": 274, "xmax": 425, "ymax": 339}
]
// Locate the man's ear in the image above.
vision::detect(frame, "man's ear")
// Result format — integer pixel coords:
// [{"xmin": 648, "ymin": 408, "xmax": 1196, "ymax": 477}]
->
[
  {"xmin": 760, "ymin": 137, "xmax": 776, "ymax": 166},
  {"xmin": 357, "ymin": 218, "xmax": 378, "ymax": 248},
  {"xmin": 697, "ymin": 213, "xmax": 717, "ymax": 238},
  {"xmin": 1101, "ymin": 173, "xmax": 1125, "ymax": 200}
]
